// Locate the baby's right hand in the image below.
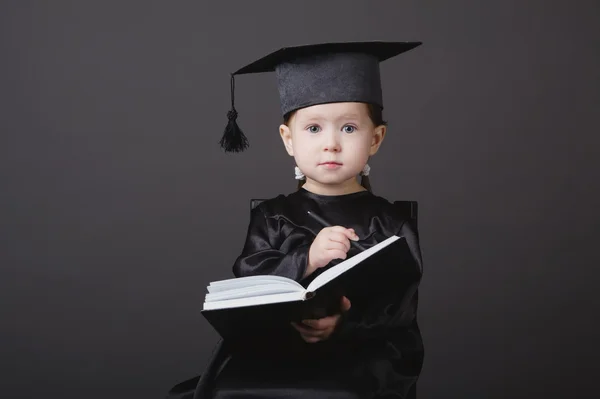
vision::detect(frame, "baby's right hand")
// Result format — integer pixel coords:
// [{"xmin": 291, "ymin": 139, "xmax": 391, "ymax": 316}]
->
[{"xmin": 305, "ymin": 226, "xmax": 359, "ymax": 277}]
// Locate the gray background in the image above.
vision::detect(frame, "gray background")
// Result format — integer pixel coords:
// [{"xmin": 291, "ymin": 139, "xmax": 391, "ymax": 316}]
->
[{"xmin": 1, "ymin": 1, "xmax": 599, "ymax": 398}]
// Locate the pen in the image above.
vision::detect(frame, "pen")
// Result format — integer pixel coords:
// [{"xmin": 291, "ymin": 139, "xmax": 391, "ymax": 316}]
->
[{"xmin": 307, "ymin": 210, "xmax": 367, "ymax": 251}]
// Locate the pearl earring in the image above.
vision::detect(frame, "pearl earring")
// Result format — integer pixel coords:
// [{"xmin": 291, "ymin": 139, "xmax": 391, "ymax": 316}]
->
[
  {"xmin": 294, "ymin": 166, "xmax": 305, "ymax": 180},
  {"xmin": 360, "ymin": 164, "xmax": 371, "ymax": 176}
]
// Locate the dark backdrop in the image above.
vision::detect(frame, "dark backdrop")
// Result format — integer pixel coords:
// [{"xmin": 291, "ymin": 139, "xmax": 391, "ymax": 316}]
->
[{"xmin": 1, "ymin": 1, "xmax": 598, "ymax": 398}]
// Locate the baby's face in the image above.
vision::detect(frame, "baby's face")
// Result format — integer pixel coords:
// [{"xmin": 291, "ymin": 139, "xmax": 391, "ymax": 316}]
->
[{"xmin": 280, "ymin": 102, "xmax": 385, "ymax": 193}]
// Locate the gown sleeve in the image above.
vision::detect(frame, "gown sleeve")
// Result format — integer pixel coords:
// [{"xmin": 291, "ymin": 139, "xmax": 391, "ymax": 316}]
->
[{"xmin": 232, "ymin": 205, "xmax": 311, "ymax": 281}]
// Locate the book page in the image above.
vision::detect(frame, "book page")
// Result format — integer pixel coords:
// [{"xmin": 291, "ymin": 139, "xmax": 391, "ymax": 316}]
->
[
  {"xmin": 203, "ymin": 291, "xmax": 305, "ymax": 311},
  {"xmin": 306, "ymin": 235, "xmax": 401, "ymax": 292},
  {"xmin": 207, "ymin": 275, "xmax": 303, "ymax": 293},
  {"xmin": 205, "ymin": 283, "xmax": 304, "ymax": 302}
]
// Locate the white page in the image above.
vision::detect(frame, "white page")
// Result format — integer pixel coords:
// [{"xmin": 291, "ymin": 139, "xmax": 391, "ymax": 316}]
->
[
  {"xmin": 208, "ymin": 275, "xmax": 303, "ymax": 293},
  {"xmin": 203, "ymin": 291, "xmax": 305, "ymax": 311},
  {"xmin": 307, "ymin": 235, "xmax": 401, "ymax": 292},
  {"xmin": 205, "ymin": 283, "xmax": 303, "ymax": 302},
  {"xmin": 208, "ymin": 279, "xmax": 299, "ymax": 293}
]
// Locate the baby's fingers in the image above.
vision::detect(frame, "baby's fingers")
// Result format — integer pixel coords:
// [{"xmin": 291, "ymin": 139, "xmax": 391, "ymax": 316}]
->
[
  {"xmin": 328, "ymin": 226, "xmax": 359, "ymax": 241},
  {"xmin": 302, "ymin": 318, "xmax": 333, "ymax": 330},
  {"xmin": 325, "ymin": 240, "xmax": 349, "ymax": 253},
  {"xmin": 291, "ymin": 322, "xmax": 321, "ymax": 337},
  {"xmin": 340, "ymin": 296, "xmax": 352, "ymax": 312},
  {"xmin": 327, "ymin": 249, "xmax": 347, "ymax": 261}
]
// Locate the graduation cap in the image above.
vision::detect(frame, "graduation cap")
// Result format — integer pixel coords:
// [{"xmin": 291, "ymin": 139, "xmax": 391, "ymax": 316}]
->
[{"xmin": 220, "ymin": 41, "xmax": 422, "ymax": 153}]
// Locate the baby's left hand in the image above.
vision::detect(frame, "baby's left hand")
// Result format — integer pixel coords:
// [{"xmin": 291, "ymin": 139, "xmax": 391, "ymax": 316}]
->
[{"xmin": 291, "ymin": 296, "xmax": 351, "ymax": 343}]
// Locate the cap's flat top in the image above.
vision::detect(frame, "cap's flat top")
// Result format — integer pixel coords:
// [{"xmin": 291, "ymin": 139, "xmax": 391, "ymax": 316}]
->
[{"xmin": 233, "ymin": 41, "xmax": 422, "ymax": 75}]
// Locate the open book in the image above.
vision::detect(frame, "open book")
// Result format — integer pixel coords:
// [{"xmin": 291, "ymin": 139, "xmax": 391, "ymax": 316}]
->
[
  {"xmin": 200, "ymin": 235, "xmax": 421, "ymax": 343},
  {"xmin": 203, "ymin": 235, "xmax": 401, "ymax": 311}
]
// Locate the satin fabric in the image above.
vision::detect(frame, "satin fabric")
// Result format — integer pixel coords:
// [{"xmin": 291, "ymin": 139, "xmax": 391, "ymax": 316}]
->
[{"xmin": 194, "ymin": 188, "xmax": 424, "ymax": 399}]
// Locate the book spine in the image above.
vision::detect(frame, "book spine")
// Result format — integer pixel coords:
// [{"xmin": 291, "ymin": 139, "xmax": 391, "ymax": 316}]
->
[{"xmin": 304, "ymin": 291, "xmax": 315, "ymax": 300}]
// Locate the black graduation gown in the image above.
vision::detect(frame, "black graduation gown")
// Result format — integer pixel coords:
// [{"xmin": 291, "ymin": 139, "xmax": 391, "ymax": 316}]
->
[{"xmin": 193, "ymin": 188, "xmax": 424, "ymax": 399}]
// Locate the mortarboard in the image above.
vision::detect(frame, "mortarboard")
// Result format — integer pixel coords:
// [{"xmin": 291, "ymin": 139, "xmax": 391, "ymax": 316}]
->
[{"xmin": 220, "ymin": 41, "xmax": 422, "ymax": 153}]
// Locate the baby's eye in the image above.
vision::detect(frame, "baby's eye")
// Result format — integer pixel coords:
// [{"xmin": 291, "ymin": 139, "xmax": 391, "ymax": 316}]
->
[
  {"xmin": 307, "ymin": 125, "xmax": 321, "ymax": 133},
  {"xmin": 342, "ymin": 125, "xmax": 356, "ymax": 133}
]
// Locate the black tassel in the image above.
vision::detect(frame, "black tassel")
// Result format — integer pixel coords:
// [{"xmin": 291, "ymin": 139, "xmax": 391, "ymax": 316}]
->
[{"xmin": 219, "ymin": 74, "xmax": 249, "ymax": 153}]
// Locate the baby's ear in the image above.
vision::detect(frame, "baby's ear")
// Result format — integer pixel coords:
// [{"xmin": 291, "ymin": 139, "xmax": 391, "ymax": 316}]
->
[
  {"xmin": 369, "ymin": 125, "xmax": 387, "ymax": 156},
  {"xmin": 279, "ymin": 124, "xmax": 294, "ymax": 156}
]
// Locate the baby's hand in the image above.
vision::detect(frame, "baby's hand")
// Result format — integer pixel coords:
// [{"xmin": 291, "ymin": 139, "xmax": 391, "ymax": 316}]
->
[
  {"xmin": 291, "ymin": 296, "xmax": 351, "ymax": 343},
  {"xmin": 305, "ymin": 226, "xmax": 359, "ymax": 277}
]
